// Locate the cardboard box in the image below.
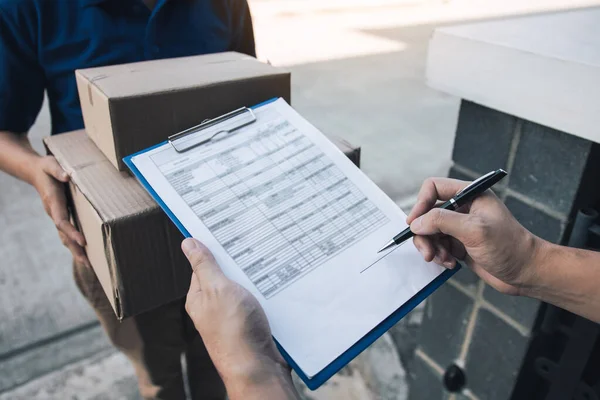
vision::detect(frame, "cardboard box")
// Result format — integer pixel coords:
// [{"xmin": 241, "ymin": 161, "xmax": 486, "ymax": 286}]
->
[
  {"xmin": 44, "ymin": 130, "xmax": 361, "ymax": 319},
  {"xmin": 75, "ymin": 52, "xmax": 291, "ymax": 171}
]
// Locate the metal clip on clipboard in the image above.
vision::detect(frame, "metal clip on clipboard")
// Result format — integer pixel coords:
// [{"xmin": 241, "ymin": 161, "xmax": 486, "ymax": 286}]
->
[{"xmin": 168, "ymin": 107, "xmax": 257, "ymax": 153}]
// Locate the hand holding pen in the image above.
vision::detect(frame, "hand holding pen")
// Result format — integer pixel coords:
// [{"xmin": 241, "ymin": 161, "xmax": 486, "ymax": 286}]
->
[
  {"xmin": 378, "ymin": 169, "xmax": 507, "ymax": 253},
  {"xmin": 391, "ymin": 170, "xmax": 542, "ymax": 296}
]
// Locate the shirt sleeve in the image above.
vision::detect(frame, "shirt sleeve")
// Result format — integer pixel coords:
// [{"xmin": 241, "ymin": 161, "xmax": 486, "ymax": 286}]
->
[
  {"xmin": 230, "ymin": 0, "xmax": 256, "ymax": 57},
  {"xmin": 0, "ymin": 7, "xmax": 45, "ymax": 134}
]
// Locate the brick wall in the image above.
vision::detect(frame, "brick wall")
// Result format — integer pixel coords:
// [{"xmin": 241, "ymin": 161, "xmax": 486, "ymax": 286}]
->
[{"xmin": 408, "ymin": 100, "xmax": 600, "ymax": 400}]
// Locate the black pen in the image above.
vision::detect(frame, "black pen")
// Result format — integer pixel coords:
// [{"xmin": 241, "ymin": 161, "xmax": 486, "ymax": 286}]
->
[{"xmin": 377, "ymin": 169, "xmax": 508, "ymax": 253}]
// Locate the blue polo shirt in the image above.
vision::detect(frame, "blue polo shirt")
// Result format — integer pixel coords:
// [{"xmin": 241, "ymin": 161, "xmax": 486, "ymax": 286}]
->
[{"xmin": 0, "ymin": 0, "xmax": 255, "ymax": 135}]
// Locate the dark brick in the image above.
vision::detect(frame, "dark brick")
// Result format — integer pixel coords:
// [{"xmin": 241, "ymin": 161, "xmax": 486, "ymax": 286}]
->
[
  {"xmin": 452, "ymin": 101, "xmax": 516, "ymax": 175},
  {"xmin": 389, "ymin": 312, "xmax": 422, "ymax": 373},
  {"xmin": 483, "ymin": 284, "xmax": 541, "ymax": 329},
  {"xmin": 509, "ymin": 121, "xmax": 592, "ymax": 215},
  {"xmin": 465, "ymin": 309, "xmax": 531, "ymax": 400},
  {"xmin": 417, "ymin": 284, "xmax": 474, "ymax": 368},
  {"xmin": 505, "ymin": 196, "xmax": 563, "ymax": 243},
  {"xmin": 450, "ymin": 266, "xmax": 479, "ymax": 293},
  {"xmin": 408, "ymin": 355, "xmax": 444, "ymax": 400}
]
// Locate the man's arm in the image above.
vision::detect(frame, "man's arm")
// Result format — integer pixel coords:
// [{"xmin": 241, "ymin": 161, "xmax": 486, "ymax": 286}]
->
[
  {"xmin": 0, "ymin": 130, "xmax": 51, "ymax": 184},
  {"xmin": 524, "ymin": 241, "xmax": 600, "ymax": 323},
  {"xmin": 0, "ymin": 131, "xmax": 88, "ymax": 265},
  {"xmin": 182, "ymin": 239, "xmax": 299, "ymax": 400},
  {"xmin": 408, "ymin": 177, "xmax": 600, "ymax": 323}
]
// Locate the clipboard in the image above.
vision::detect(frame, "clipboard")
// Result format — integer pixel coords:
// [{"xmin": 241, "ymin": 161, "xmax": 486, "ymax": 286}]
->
[{"xmin": 124, "ymin": 98, "xmax": 459, "ymax": 390}]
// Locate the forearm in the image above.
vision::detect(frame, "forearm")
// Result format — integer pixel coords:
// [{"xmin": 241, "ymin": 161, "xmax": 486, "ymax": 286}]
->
[
  {"xmin": 522, "ymin": 240, "xmax": 600, "ymax": 323},
  {"xmin": 0, "ymin": 130, "xmax": 42, "ymax": 185},
  {"xmin": 222, "ymin": 358, "xmax": 299, "ymax": 400}
]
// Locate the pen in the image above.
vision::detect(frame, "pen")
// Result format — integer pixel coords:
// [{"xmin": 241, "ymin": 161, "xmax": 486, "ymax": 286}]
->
[{"xmin": 377, "ymin": 169, "xmax": 508, "ymax": 253}]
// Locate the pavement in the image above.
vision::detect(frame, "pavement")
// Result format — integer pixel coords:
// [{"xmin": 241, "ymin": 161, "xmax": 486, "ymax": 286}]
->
[{"xmin": 1, "ymin": 0, "xmax": 597, "ymax": 398}]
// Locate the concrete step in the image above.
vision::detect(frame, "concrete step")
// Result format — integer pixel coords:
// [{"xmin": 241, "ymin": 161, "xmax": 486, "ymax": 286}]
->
[
  {"xmin": 0, "ymin": 333, "xmax": 407, "ymax": 400},
  {"xmin": 0, "ymin": 351, "xmax": 139, "ymax": 400},
  {"xmin": 0, "ymin": 324, "xmax": 111, "ymax": 394}
]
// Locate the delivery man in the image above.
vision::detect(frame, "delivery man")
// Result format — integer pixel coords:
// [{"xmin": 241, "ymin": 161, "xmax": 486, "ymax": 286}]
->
[
  {"xmin": 0, "ymin": 1, "xmax": 255, "ymax": 399},
  {"xmin": 180, "ymin": 177, "xmax": 600, "ymax": 400}
]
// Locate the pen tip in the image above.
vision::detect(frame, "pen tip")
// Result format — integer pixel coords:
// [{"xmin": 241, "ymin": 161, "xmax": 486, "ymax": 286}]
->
[{"xmin": 377, "ymin": 240, "xmax": 396, "ymax": 253}]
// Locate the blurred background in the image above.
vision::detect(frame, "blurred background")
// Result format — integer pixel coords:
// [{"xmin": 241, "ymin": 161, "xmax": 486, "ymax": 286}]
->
[{"xmin": 1, "ymin": 0, "xmax": 599, "ymax": 399}]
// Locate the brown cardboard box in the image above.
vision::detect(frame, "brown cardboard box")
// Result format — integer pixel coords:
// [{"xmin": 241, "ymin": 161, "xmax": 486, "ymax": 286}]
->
[
  {"xmin": 75, "ymin": 52, "xmax": 291, "ymax": 171},
  {"xmin": 44, "ymin": 130, "xmax": 361, "ymax": 319}
]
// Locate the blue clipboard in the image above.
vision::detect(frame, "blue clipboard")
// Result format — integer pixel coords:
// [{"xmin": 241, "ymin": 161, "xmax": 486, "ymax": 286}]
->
[{"xmin": 123, "ymin": 98, "xmax": 459, "ymax": 390}]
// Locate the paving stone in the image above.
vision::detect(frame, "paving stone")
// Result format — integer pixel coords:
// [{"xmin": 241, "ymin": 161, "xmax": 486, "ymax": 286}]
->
[
  {"xmin": 483, "ymin": 284, "xmax": 541, "ymax": 330},
  {"xmin": 505, "ymin": 196, "xmax": 564, "ymax": 243},
  {"xmin": 450, "ymin": 266, "xmax": 479, "ymax": 293},
  {"xmin": 0, "ymin": 351, "xmax": 139, "ymax": 400},
  {"xmin": 408, "ymin": 355, "xmax": 444, "ymax": 400},
  {"xmin": 0, "ymin": 166, "xmax": 97, "ymax": 358},
  {"xmin": 354, "ymin": 333, "xmax": 408, "ymax": 400},
  {"xmin": 389, "ymin": 314, "xmax": 422, "ymax": 374},
  {"xmin": 417, "ymin": 284, "xmax": 474, "ymax": 368},
  {"xmin": 465, "ymin": 309, "xmax": 531, "ymax": 400},
  {"xmin": 509, "ymin": 120, "xmax": 593, "ymax": 215},
  {"xmin": 293, "ymin": 369, "xmax": 375, "ymax": 400},
  {"xmin": 0, "ymin": 324, "xmax": 111, "ymax": 393},
  {"xmin": 452, "ymin": 101, "xmax": 516, "ymax": 175}
]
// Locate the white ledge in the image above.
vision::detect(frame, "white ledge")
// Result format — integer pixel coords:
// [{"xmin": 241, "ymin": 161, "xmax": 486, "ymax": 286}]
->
[{"xmin": 426, "ymin": 7, "xmax": 600, "ymax": 144}]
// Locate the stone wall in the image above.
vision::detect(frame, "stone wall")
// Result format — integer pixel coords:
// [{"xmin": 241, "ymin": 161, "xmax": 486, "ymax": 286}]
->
[{"xmin": 408, "ymin": 100, "xmax": 600, "ymax": 399}]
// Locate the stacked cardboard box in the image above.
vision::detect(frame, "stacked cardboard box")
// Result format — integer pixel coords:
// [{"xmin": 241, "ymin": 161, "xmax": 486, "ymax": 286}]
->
[{"xmin": 45, "ymin": 52, "xmax": 360, "ymax": 319}]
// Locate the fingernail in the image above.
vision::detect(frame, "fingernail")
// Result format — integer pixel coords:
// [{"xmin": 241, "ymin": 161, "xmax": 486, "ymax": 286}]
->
[
  {"xmin": 181, "ymin": 238, "xmax": 199, "ymax": 255},
  {"xmin": 411, "ymin": 216, "xmax": 423, "ymax": 233},
  {"xmin": 443, "ymin": 261, "xmax": 454, "ymax": 269},
  {"xmin": 62, "ymin": 172, "xmax": 69, "ymax": 180}
]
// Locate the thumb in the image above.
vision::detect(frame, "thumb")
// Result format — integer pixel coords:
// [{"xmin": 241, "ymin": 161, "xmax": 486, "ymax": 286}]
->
[
  {"xmin": 182, "ymin": 238, "xmax": 226, "ymax": 290},
  {"xmin": 410, "ymin": 208, "xmax": 472, "ymax": 242},
  {"xmin": 42, "ymin": 156, "xmax": 69, "ymax": 182}
]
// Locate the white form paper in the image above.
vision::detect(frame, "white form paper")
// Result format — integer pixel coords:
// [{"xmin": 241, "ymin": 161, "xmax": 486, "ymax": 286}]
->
[{"xmin": 130, "ymin": 99, "xmax": 444, "ymax": 378}]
